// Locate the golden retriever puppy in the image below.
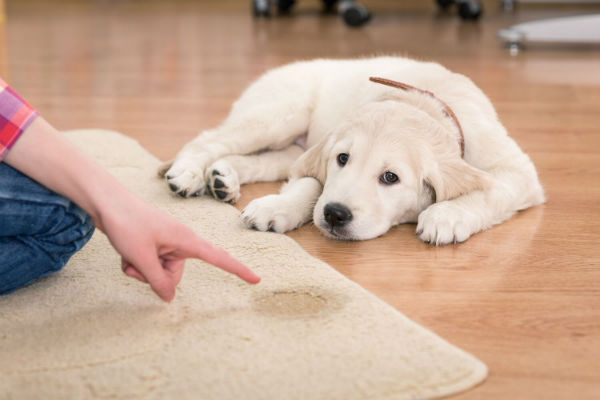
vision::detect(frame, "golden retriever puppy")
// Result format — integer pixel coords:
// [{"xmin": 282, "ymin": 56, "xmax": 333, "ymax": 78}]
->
[{"xmin": 159, "ymin": 57, "xmax": 544, "ymax": 244}]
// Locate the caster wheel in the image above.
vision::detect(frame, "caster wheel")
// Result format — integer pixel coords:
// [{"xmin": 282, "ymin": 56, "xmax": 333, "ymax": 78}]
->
[
  {"xmin": 342, "ymin": 3, "xmax": 370, "ymax": 27},
  {"xmin": 277, "ymin": 0, "xmax": 296, "ymax": 14},
  {"xmin": 458, "ymin": 0, "xmax": 482, "ymax": 20},
  {"xmin": 253, "ymin": 0, "xmax": 271, "ymax": 17},
  {"xmin": 322, "ymin": 0, "xmax": 337, "ymax": 13},
  {"xmin": 436, "ymin": 0, "xmax": 455, "ymax": 10}
]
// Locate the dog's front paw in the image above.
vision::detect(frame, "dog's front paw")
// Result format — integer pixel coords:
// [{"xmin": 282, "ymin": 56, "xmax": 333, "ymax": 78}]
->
[
  {"xmin": 241, "ymin": 195, "xmax": 301, "ymax": 233},
  {"xmin": 416, "ymin": 202, "xmax": 475, "ymax": 245},
  {"xmin": 206, "ymin": 160, "xmax": 241, "ymax": 204},
  {"xmin": 164, "ymin": 158, "xmax": 207, "ymax": 198}
]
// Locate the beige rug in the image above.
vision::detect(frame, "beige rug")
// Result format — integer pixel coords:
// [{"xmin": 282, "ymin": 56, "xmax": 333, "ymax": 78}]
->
[{"xmin": 0, "ymin": 130, "xmax": 487, "ymax": 400}]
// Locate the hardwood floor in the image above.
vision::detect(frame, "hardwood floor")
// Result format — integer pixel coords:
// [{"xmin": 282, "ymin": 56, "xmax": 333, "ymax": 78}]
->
[{"xmin": 2, "ymin": 1, "xmax": 599, "ymax": 398}]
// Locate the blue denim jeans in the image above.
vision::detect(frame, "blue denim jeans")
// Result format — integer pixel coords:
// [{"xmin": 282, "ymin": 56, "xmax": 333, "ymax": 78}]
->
[{"xmin": 0, "ymin": 163, "xmax": 95, "ymax": 295}]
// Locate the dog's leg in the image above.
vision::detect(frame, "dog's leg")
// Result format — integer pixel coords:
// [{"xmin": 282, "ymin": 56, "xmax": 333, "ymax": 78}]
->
[
  {"xmin": 416, "ymin": 159, "xmax": 545, "ymax": 245},
  {"xmin": 241, "ymin": 177, "xmax": 322, "ymax": 233},
  {"xmin": 205, "ymin": 144, "xmax": 304, "ymax": 204},
  {"xmin": 162, "ymin": 64, "xmax": 317, "ymax": 198},
  {"xmin": 163, "ymin": 110, "xmax": 308, "ymax": 198}
]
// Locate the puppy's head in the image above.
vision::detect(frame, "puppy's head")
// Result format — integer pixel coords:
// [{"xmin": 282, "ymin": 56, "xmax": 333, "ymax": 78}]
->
[{"xmin": 291, "ymin": 100, "xmax": 490, "ymax": 241}]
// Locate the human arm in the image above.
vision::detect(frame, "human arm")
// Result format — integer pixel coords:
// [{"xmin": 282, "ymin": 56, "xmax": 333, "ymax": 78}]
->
[{"xmin": 4, "ymin": 116, "xmax": 260, "ymax": 301}]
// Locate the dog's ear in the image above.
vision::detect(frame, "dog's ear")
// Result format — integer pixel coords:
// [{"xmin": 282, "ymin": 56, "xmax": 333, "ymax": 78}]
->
[
  {"xmin": 289, "ymin": 133, "xmax": 335, "ymax": 184},
  {"xmin": 424, "ymin": 157, "xmax": 491, "ymax": 202}
]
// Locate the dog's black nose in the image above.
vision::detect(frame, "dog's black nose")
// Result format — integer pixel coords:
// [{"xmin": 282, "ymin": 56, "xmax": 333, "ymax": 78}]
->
[{"xmin": 324, "ymin": 203, "xmax": 353, "ymax": 227}]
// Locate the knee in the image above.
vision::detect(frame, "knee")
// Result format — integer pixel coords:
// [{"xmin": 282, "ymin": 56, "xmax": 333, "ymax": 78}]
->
[
  {"xmin": 41, "ymin": 203, "xmax": 95, "ymax": 270},
  {"xmin": 0, "ymin": 204, "xmax": 95, "ymax": 295}
]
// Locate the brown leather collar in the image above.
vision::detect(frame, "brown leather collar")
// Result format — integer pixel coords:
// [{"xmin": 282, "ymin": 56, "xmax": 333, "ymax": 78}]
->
[{"xmin": 369, "ymin": 77, "xmax": 465, "ymax": 158}]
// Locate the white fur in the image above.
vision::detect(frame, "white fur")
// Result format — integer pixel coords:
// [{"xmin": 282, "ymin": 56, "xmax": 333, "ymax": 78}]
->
[{"xmin": 161, "ymin": 57, "xmax": 545, "ymax": 244}]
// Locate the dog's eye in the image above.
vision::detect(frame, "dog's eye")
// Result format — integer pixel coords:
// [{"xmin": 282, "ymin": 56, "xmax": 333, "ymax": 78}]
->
[
  {"xmin": 380, "ymin": 171, "xmax": 399, "ymax": 185},
  {"xmin": 337, "ymin": 153, "xmax": 349, "ymax": 166}
]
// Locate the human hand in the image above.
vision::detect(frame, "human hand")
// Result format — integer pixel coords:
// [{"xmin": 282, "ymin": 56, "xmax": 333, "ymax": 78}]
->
[{"xmin": 98, "ymin": 191, "xmax": 260, "ymax": 301}]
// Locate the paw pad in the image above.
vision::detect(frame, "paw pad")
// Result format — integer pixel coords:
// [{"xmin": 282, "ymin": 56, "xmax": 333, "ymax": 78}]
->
[
  {"xmin": 213, "ymin": 178, "xmax": 226, "ymax": 189},
  {"xmin": 206, "ymin": 162, "xmax": 241, "ymax": 204},
  {"xmin": 213, "ymin": 189, "xmax": 228, "ymax": 200}
]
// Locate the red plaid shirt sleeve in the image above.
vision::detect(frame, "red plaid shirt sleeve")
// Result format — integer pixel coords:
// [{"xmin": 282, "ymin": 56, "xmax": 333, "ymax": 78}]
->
[{"xmin": 0, "ymin": 78, "xmax": 39, "ymax": 162}]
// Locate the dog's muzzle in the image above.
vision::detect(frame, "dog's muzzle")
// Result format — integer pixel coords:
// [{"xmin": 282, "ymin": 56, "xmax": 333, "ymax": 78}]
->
[{"xmin": 324, "ymin": 202, "xmax": 353, "ymax": 229}]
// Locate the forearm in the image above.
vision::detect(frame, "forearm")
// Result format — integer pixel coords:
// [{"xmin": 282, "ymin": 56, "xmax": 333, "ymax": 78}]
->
[{"xmin": 3, "ymin": 116, "xmax": 132, "ymax": 231}]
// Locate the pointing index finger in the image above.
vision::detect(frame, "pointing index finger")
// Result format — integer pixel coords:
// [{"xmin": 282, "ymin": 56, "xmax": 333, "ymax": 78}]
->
[{"xmin": 189, "ymin": 237, "xmax": 261, "ymax": 284}]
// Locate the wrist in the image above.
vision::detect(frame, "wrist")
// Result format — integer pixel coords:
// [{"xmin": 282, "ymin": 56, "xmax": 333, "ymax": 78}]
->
[{"xmin": 86, "ymin": 174, "xmax": 144, "ymax": 233}]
